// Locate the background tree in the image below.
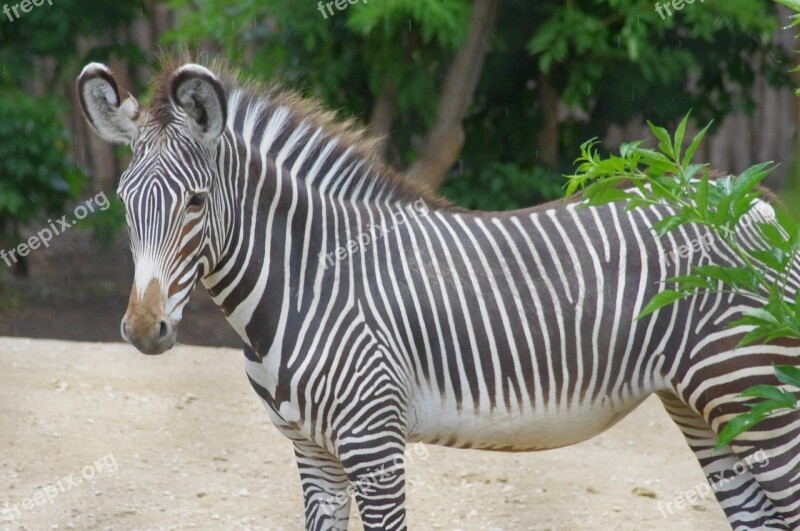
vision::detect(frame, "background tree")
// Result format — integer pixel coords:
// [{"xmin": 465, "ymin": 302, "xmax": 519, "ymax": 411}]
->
[
  {"xmin": 0, "ymin": 0, "xmax": 796, "ymax": 257},
  {"xmin": 0, "ymin": 0, "xmax": 147, "ymax": 277},
  {"xmin": 162, "ymin": 0, "xmax": 793, "ymax": 211}
]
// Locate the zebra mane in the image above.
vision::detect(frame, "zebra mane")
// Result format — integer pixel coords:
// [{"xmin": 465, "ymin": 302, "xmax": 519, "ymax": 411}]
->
[{"xmin": 146, "ymin": 55, "xmax": 453, "ymax": 210}]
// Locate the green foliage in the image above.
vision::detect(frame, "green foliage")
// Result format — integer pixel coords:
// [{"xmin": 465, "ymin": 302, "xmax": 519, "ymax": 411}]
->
[
  {"xmin": 161, "ymin": 1, "xmax": 564, "ymax": 210},
  {"xmin": 441, "ymin": 163, "xmax": 562, "ymax": 211},
  {"xmin": 529, "ymin": 0, "xmax": 789, "ymax": 130},
  {"xmin": 716, "ymin": 365, "xmax": 800, "ymax": 448},
  {"xmin": 0, "ymin": 88, "xmax": 83, "ymax": 246},
  {"xmin": 0, "ymin": 1, "xmax": 149, "ymax": 257},
  {"xmin": 347, "ymin": 0, "xmax": 469, "ymax": 50},
  {"xmin": 162, "ymin": 0, "xmax": 792, "ymax": 210},
  {"xmin": 163, "ymin": 0, "xmax": 468, "ymax": 163},
  {"xmin": 565, "ymin": 113, "xmax": 800, "ymax": 450},
  {"xmin": 0, "ymin": 0, "xmax": 148, "ymax": 86}
]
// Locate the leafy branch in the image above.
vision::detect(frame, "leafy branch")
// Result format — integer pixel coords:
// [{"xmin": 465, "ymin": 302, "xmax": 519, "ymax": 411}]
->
[{"xmin": 565, "ymin": 112, "xmax": 800, "ymax": 451}]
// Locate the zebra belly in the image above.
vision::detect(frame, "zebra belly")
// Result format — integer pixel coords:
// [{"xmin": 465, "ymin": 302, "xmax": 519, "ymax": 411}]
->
[{"xmin": 406, "ymin": 395, "xmax": 648, "ymax": 451}]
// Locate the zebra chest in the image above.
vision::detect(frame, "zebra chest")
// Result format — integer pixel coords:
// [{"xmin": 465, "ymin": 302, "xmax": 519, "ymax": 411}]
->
[
  {"xmin": 243, "ymin": 356, "xmax": 306, "ymax": 433},
  {"xmin": 243, "ymin": 353, "xmax": 339, "ymax": 449}
]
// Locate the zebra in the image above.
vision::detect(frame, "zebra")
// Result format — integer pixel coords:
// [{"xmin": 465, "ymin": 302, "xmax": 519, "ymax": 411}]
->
[{"xmin": 76, "ymin": 58, "xmax": 800, "ymax": 530}]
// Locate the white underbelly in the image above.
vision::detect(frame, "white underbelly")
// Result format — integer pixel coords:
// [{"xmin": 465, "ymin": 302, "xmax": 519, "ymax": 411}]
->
[{"xmin": 407, "ymin": 394, "xmax": 648, "ymax": 451}]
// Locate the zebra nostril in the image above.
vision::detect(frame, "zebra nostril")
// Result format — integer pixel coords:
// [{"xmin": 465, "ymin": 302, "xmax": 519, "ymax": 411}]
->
[
  {"xmin": 157, "ymin": 319, "xmax": 171, "ymax": 342},
  {"xmin": 120, "ymin": 320, "xmax": 130, "ymax": 343}
]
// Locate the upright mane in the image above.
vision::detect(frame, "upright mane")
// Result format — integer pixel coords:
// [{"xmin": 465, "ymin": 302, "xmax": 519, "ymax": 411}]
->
[{"xmin": 145, "ymin": 55, "xmax": 453, "ymax": 210}]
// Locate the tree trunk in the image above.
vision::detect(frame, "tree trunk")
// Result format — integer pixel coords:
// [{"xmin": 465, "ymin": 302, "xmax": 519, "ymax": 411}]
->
[
  {"xmin": 536, "ymin": 73, "xmax": 559, "ymax": 169},
  {"xmin": 370, "ymin": 75, "xmax": 397, "ymax": 161},
  {"xmin": 407, "ymin": 0, "xmax": 500, "ymax": 190}
]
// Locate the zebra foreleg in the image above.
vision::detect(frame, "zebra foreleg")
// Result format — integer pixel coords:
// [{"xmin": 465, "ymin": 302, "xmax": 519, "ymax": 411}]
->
[
  {"xmin": 337, "ymin": 439, "xmax": 408, "ymax": 531},
  {"xmin": 657, "ymin": 392, "xmax": 788, "ymax": 530},
  {"xmin": 293, "ymin": 440, "xmax": 352, "ymax": 531}
]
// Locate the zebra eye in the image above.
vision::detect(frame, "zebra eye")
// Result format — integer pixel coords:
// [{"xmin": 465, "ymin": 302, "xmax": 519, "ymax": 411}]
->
[{"xmin": 188, "ymin": 192, "xmax": 207, "ymax": 209}]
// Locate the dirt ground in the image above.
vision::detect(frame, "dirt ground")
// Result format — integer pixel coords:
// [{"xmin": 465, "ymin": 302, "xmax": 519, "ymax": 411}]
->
[
  {"xmin": 0, "ymin": 228, "xmax": 731, "ymax": 530},
  {"xmin": 0, "ymin": 338, "xmax": 731, "ymax": 530}
]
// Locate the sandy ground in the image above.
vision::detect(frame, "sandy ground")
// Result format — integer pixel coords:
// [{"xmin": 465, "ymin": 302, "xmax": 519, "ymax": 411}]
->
[{"xmin": 0, "ymin": 338, "xmax": 730, "ymax": 530}]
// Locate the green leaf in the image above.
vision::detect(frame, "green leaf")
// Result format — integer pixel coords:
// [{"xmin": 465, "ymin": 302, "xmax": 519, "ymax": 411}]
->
[
  {"xmin": 623, "ymin": 196, "xmax": 655, "ymax": 212},
  {"xmin": 631, "ymin": 147, "xmax": 675, "ymax": 168},
  {"xmin": 774, "ymin": 208, "xmax": 799, "ymax": 247},
  {"xmin": 696, "ymin": 168, "xmax": 709, "ymax": 216},
  {"xmin": 747, "ymin": 248, "xmax": 784, "ymax": 271},
  {"xmin": 735, "ymin": 326, "xmax": 773, "ymax": 348},
  {"xmin": 585, "ymin": 187, "xmax": 633, "ymax": 207},
  {"xmin": 683, "ymin": 164, "xmax": 706, "ymax": 183},
  {"xmin": 692, "ymin": 265, "xmax": 760, "ymax": 292},
  {"xmin": 714, "ymin": 193, "xmax": 735, "ymax": 226},
  {"xmin": 773, "ymin": 0, "xmax": 800, "ymax": 12},
  {"xmin": 564, "ymin": 178, "xmax": 582, "ymax": 200},
  {"xmin": 732, "ymin": 194, "xmax": 758, "ymax": 221},
  {"xmin": 651, "ymin": 216, "xmax": 686, "ymax": 237},
  {"xmin": 758, "ymin": 222, "xmax": 788, "ymax": 250},
  {"xmin": 673, "ymin": 112, "xmax": 690, "ymax": 165},
  {"xmin": 620, "ymin": 140, "xmax": 644, "ymax": 159},
  {"xmin": 740, "ymin": 307, "xmax": 782, "ymax": 326},
  {"xmin": 715, "ymin": 412, "xmax": 767, "ymax": 450},
  {"xmin": 747, "ymin": 399, "xmax": 791, "ymax": 418},
  {"xmin": 775, "ymin": 365, "xmax": 800, "ymax": 390},
  {"xmin": 734, "ymin": 162, "xmax": 775, "ymax": 193},
  {"xmin": 740, "ymin": 384, "xmax": 797, "ymax": 407},
  {"xmin": 637, "ymin": 290, "xmax": 685, "ymax": 319},
  {"xmin": 729, "ymin": 163, "xmax": 775, "ymax": 214},
  {"xmin": 647, "ymin": 121, "xmax": 674, "ymax": 159},
  {"xmin": 664, "ymin": 274, "xmax": 713, "ymax": 291},
  {"xmin": 795, "ymin": 291, "xmax": 800, "ymax": 323},
  {"xmin": 683, "ymin": 121, "xmax": 712, "ymax": 169}
]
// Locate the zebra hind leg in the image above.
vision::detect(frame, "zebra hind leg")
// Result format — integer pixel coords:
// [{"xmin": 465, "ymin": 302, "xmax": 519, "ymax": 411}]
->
[
  {"xmin": 293, "ymin": 440, "xmax": 352, "ymax": 531},
  {"xmin": 722, "ymin": 406, "xmax": 800, "ymax": 528},
  {"xmin": 656, "ymin": 392, "xmax": 789, "ymax": 530}
]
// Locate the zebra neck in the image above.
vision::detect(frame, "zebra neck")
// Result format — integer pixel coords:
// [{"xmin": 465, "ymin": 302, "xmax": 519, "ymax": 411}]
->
[{"xmin": 201, "ymin": 106, "xmax": 453, "ymax": 359}]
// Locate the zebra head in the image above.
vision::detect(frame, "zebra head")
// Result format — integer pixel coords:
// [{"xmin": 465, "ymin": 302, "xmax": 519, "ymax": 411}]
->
[{"xmin": 77, "ymin": 62, "xmax": 228, "ymax": 355}]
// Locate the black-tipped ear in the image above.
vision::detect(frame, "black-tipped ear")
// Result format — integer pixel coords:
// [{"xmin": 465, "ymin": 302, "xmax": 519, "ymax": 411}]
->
[
  {"xmin": 77, "ymin": 63, "xmax": 140, "ymax": 145},
  {"xmin": 170, "ymin": 64, "xmax": 227, "ymax": 145}
]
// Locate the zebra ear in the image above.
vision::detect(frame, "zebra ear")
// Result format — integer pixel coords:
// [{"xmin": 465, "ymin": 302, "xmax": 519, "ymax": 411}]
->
[
  {"xmin": 170, "ymin": 64, "xmax": 227, "ymax": 146},
  {"xmin": 77, "ymin": 63, "xmax": 140, "ymax": 145}
]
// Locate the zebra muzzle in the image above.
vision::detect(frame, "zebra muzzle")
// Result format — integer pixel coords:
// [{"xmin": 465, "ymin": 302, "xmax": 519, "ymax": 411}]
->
[{"xmin": 121, "ymin": 278, "xmax": 177, "ymax": 355}]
